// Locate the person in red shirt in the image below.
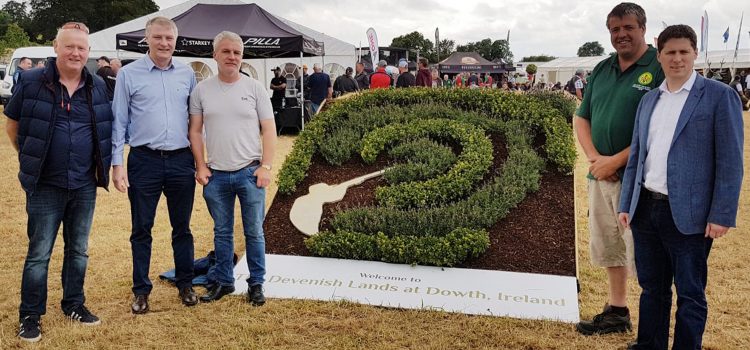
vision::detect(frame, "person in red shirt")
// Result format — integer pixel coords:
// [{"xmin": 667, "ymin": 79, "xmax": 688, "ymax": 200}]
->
[
  {"xmin": 454, "ymin": 74, "xmax": 463, "ymax": 87},
  {"xmin": 369, "ymin": 60, "xmax": 392, "ymax": 89},
  {"xmin": 415, "ymin": 58, "xmax": 431, "ymax": 87}
]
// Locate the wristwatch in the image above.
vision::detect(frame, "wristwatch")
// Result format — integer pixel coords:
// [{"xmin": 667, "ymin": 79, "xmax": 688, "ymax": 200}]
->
[{"xmin": 261, "ymin": 164, "xmax": 272, "ymax": 171}]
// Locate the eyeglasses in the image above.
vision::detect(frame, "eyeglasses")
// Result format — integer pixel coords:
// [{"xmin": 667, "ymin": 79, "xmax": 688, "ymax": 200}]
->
[{"xmin": 60, "ymin": 22, "xmax": 89, "ymax": 34}]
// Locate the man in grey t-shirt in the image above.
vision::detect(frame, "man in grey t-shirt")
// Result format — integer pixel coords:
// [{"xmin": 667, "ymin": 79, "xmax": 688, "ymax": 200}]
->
[{"xmin": 188, "ymin": 31, "xmax": 276, "ymax": 305}]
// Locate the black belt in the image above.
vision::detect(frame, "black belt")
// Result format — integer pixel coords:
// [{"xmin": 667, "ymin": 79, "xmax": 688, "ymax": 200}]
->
[
  {"xmin": 642, "ymin": 188, "xmax": 669, "ymax": 201},
  {"xmin": 209, "ymin": 160, "xmax": 260, "ymax": 173},
  {"xmin": 133, "ymin": 146, "xmax": 190, "ymax": 157}
]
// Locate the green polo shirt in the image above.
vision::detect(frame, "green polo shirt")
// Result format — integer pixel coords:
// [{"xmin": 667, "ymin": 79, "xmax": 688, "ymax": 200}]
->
[{"xmin": 576, "ymin": 45, "xmax": 664, "ymax": 179}]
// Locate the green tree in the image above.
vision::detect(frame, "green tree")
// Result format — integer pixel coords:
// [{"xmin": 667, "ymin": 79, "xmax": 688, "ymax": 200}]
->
[
  {"xmin": 0, "ymin": 22, "xmax": 33, "ymax": 53},
  {"xmin": 434, "ymin": 38, "xmax": 455, "ymax": 62},
  {"xmin": 27, "ymin": 0, "xmax": 159, "ymax": 43},
  {"xmin": 525, "ymin": 64, "xmax": 537, "ymax": 75},
  {"xmin": 390, "ymin": 31, "xmax": 455, "ymax": 64},
  {"xmin": 456, "ymin": 38, "xmax": 513, "ymax": 62},
  {"xmin": 577, "ymin": 41, "xmax": 605, "ymax": 57},
  {"xmin": 522, "ymin": 54, "xmax": 556, "ymax": 62},
  {"xmin": 391, "ymin": 31, "xmax": 433, "ymax": 60},
  {"xmin": 2, "ymin": 1, "xmax": 30, "ymax": 25},
  {"xmin": 0, "ymin": 11, "xmax": 11, "ymax": 38}
]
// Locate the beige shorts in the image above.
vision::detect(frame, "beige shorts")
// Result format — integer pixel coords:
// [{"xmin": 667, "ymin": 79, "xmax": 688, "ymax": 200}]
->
[{"xmin": 587, "ymin": 179, "xmax": 635, "ymax": 270}]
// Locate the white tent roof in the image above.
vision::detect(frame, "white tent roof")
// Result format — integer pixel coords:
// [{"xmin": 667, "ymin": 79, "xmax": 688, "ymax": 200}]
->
[
  {"xmin": 88, "ymin": 0, "xmax": 355, "ymax": 57},
  {"xmin": 537, "ymin": 49, "xmax": 750, "ymax": 71},
  {"xmin": 537, "ymin": 55, "xmax": 610, "ymax": 71}
]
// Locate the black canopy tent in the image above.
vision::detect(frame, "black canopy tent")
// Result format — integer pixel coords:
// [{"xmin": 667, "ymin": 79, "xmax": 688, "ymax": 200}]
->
[
  {"xmin": 438, "ymin": 52, "xmax": 509, "ymax": 73},
  {"xmin": 115, "ymin": 3, "xmax": 324, "ymax": 58},
  {"xmin": 116, "ymin": 3, "xmax": 324, "ymax": 130}
]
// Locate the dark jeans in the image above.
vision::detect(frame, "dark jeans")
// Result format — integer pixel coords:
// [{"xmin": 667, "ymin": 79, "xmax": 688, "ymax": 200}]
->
[
  {"xmin": 127, "ymin": 147, "xmax": 195, "ymax": 295},
  {"xmin": 630, "ymin": 197, "xmax": 713, "ymax": 350},
  {"xmin": 19, "ymin": 182, "xmax": 97, "ymax": 318},
  {"xmin": 202, "ymin": 165, "xmax": 266, "ymax": 287}
]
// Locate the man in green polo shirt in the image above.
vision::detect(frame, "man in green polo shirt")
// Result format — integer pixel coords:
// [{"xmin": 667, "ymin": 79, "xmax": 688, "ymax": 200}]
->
[{"xmin": 574, "ymin": 2, "xmax": 664, "ymax": 336}]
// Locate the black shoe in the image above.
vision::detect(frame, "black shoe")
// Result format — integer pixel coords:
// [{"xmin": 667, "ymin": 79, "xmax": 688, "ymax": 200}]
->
[
  {"xmin": 18, "ymin": 315, "xmax": 41, "ymax": 342},
  {"xmin": 576, "ymin": 305, "xmax": 632, "ymax": 335},
  {"xmin": 64, "ymin": 305, "xmax": 101, "ymax": 325},
  {"xmin": 179, "ymin": 286, "xmax": 199, "ymax": 306},
  {"xmin": 200, "ymin": 285, "xmax": 235, "ymax": 302},
  {"xmin": 247, "ymin": 284, "xmax": 266, "ymax": 306},
  {"xmin": 131, "ymin": 294, "xmax": 149, "ymax": 314}
]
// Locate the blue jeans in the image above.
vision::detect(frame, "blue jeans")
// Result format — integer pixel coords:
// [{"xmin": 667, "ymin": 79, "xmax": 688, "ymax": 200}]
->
[
  {"xmin": 630, "ymin": 196, "xmax": 713, "ymax": 350},
  {"xmin": 202, "ymin": 165, "xmax": 266, "ymax": 287},
  {"xmin": 20, "ymin": 182, "xmax": 97, "ymax": 318},
  {"xmin": 127, "ymin": 147, "xmax": 195, "ymax": 295},
  {"xmin": 310, "ymin": 102, "xmax": 320, "ymax": 114}
]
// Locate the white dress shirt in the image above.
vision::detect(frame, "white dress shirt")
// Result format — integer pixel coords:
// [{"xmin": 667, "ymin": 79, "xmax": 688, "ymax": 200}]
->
[{"xmin": 643, "ymin": 70, "xmax": 697, "ymax": 195}]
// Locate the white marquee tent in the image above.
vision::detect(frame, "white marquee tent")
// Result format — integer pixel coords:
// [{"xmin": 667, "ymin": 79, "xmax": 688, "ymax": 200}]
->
[
  {"xmin": 88, "ymin": 0, "xmax": 356, "ymax": 93},
  {"xmin": 537, "ymin": 49, "xmax": 750, "ymax": 84}
]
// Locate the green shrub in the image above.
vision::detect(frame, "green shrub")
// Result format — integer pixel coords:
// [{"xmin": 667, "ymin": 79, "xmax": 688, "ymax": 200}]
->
[
  {"xmin": 305, "ymin": 228, "xmax": 489, "ymax": 267},
  {"xmin": 361, "ymin": 119, "xmax": 493, "ymax": 209},
  {"xmin": 318, "ymin": 127, "xmax": 361, "ymax": 165},
  {"xmin": 330, "ymin": 123, "xmax": 544, "ymax": 238},
  {"xmin": 384, "ymin": 138, "xmax": 457, "ymax": 184},
  {"xmin": 275, "ymin": 88, "xmax": 575, "ymax": 267}
]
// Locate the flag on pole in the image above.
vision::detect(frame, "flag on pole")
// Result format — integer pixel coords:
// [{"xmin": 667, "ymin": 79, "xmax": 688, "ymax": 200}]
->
[
  {"xmin": 435, "ymin": 27, "xmax": 440, "ymax": 62},
  {"xmin": 734, "ymin": 13, "xmax": 744, "ymax": 59},
  {"xmin": 366, "ymin": 28, "xmax": 379, "ymax": 69},
  {"xmin": 700, "ymin": 11, "xmax": 708, "ymax": 52},
  {"xmin": 722, "ymin": 27, "xmax": 729, "ymax": 43},
  {"xmin": 661, "ymin": 21, "xmax": 668, "ymax": 29}
]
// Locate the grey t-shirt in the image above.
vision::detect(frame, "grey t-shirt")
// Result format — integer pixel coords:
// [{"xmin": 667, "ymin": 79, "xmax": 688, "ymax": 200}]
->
[{"xmin": 189, "ymin": 75, "xmax": 274, "ymax": 171}]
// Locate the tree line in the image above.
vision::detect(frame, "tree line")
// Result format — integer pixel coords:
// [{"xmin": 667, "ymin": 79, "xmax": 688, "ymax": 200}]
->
[{"xmin": 0, "ymin": 0, "xmax": 158, "ymax": 53}]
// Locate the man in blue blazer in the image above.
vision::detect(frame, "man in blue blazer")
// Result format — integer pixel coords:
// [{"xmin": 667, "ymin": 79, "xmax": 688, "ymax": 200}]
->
[{"xmin": 618, "ymin": 25, "xmax": 743, "ymax": 350}]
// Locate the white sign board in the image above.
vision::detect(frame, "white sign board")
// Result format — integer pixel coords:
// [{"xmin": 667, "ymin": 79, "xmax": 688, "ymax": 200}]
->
[{"xmin": 233, "ymin": 254, "xmax": 579, "ymax": 323}]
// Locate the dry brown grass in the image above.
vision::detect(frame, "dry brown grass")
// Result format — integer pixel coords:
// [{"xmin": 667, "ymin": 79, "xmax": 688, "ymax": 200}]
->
[{"xmin": 0, "ymin": 111, "xmax": 749, "ymax": 349}]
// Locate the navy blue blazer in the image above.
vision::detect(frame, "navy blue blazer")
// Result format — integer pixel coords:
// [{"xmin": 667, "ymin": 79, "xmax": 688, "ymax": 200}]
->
[{"xmin": 619, "ymin": 74, "xmax": 744, "ymax": 234}]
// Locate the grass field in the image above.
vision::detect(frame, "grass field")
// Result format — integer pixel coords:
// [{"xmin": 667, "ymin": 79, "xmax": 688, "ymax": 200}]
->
[{"xmin": 0, "ymin": 111, "xmax": 748, "ymax": 349}]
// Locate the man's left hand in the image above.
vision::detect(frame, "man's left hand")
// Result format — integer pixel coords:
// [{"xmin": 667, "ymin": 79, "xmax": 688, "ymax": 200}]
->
[
  {"xmin": 705, "ymin": 223, "xmax": 730, "ymax": 239},
  {"xmin": 253, "ymin": 167, "xmax": 272, "ymax": 188},
  {"xmin": 589, "ymin": 155, "xmax": 620, "ymax": 181}
]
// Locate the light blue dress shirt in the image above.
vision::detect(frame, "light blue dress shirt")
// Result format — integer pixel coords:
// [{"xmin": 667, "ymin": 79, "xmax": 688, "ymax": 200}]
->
[{"xmin": 111, "ymin": 54, "xmax": 197, "ymax": 166}]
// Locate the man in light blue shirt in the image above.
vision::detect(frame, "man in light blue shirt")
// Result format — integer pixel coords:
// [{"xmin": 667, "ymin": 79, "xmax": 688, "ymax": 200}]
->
[{"xmin": 111, "ymin": 16, "xmax": 199, "ymax": 314}]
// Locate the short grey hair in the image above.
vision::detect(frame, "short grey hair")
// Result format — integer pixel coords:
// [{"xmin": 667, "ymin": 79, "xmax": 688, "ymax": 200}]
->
[
  {"xmin": 213, "ymin": 31, "xmax": 243, "ymax": 52},
  {"xmin": 313, "ymin": 63, "xmax": 322, "ymax": 70},
  {"xmin": 145, "ymin": 16, "xmax": 178, "ymax": 37}
]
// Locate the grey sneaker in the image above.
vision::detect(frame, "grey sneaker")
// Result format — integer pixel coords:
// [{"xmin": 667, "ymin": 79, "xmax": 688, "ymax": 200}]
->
[
  {"xmin": 64, "ymin": 305, "xmax": 101, "ymax": 326},
  {"xmin": 247, "ymin": 284, "xmax": 266, "ymax": 306},
  {"xmin": 576, "ymin": 305, "xmax": 631, "ymax": 335},
  {"xmin": 18, "ymin": 315, "xmax": 41, "ymax": 342}
]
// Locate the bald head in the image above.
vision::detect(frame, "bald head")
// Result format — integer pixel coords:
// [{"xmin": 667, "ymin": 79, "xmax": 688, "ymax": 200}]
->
[{"xmin": 110, "ymin": 58, "xmax": 122, "ymax": 74}]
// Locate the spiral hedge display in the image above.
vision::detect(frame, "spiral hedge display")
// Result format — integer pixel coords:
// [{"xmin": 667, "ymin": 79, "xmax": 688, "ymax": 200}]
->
[{"xmin": 276, "ymin": 88, "xmax": 577, "ymax": 267}]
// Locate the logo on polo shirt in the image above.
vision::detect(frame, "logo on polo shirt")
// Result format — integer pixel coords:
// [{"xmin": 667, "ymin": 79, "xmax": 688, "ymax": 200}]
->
[{"xmin": 637, "ymin": 72, "xmax": 653, "ymax": 85}]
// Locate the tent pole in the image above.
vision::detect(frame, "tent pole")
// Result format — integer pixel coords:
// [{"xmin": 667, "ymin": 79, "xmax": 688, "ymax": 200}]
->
[{"xmin": 300, "ymin": 52, "xmax": 304, "ymax": 130}]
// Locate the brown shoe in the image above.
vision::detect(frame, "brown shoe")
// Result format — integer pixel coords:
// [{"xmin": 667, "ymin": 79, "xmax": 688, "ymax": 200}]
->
[
  {"xmin": 131, "ymin": 294, "xmax": 149, "ymax": 314},
  {"xmin": 179, "ymin": 287, "xmax": 198, "ymax": 306}
]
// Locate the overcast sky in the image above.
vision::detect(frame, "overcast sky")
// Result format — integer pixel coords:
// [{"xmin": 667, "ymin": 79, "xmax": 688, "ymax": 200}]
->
[
  {"xmin": 4, "ymin": 0, "xmax": 748, "ymax": 59},
  {"xmin": 153, "ymin": 0, "xmax": 748, "ymax": 59}
]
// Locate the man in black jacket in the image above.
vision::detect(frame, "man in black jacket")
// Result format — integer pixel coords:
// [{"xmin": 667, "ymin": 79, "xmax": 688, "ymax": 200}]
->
[
  {"xmin": 395, "ymin": 60, "xmax": 415, "ymax": 88},
  {"xmin": 333, "ymin": 67, "xmax": 359, "ymax": 96},
  {"xmin": 354, "ymin": 62, "xmax": 369, "ymax": 90},
  {"xmin": 95, "ymin": 56, "xmax": 117, "ymax": 100},
  {"xmin": 5, "ymin": 21, "xmax": 113, "ymax": 343}
]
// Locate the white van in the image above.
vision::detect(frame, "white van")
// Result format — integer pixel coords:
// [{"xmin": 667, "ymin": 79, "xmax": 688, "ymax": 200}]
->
[{"xmin": 1, "ymin": 46, "xmax": 101, "ymax": 105}]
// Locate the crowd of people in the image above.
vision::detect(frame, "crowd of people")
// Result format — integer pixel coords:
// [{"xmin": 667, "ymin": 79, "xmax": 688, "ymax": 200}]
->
[{"xmin": 3, "ymin": 2, "xmax": 746, "ymax": 349}]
